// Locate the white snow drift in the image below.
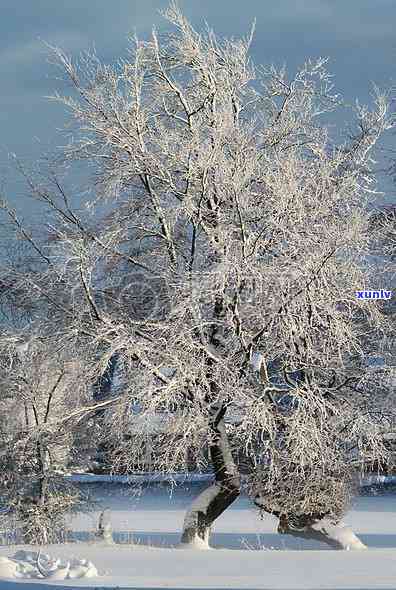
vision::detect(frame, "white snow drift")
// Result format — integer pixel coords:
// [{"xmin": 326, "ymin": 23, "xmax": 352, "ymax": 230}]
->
[{"xmin": 0, "ymin": 550, "xmax": 97, "ymax": 581}]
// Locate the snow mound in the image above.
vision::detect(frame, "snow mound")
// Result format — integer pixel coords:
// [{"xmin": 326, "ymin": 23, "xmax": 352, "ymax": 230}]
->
[
  {"xmin": 0, "ymin": 550, "xmax": 98, "ymax": 580},
  {"xmin": 311, "ymin": 519, "xmax": 367, "ymax": 550}
]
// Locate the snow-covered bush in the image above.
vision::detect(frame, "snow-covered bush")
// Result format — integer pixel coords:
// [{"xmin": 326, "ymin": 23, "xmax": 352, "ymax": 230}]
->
[{"xmin": 0, "ymin": 333, "xmax": 91, "ymax": 544}]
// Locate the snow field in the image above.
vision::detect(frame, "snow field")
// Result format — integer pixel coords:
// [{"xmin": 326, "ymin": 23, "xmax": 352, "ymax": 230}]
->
[{"xmin": 1, "ymin": 483, "xmax": 396, "ymax": 588}]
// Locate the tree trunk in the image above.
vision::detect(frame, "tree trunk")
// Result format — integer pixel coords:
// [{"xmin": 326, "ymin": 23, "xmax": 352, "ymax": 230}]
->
[
  {"xmin": 180, "ymin": 403, "xmax": 241, "ymax": 548},
  {"xmin": 277, "ymin": 513, "xmax": 367, "ymax": 550},
  {"xmin": 92, "ymin": 352, "xmax": 119, "ymax": 402},
  {"xmin": 20, "ymin": 442, "xmax": 50, "ymax": 545},
  {"xmin": 92, "ymin": 352, "xmax": 119, "ymax": 473},
  {"xmin": 95, "ymin": 508, "xmax": 114, "ymax": 544}
]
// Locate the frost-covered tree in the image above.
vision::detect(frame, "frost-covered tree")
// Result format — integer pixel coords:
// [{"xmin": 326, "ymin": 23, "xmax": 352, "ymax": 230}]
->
[
  {"xmin": 0, "ymin": 328, "xmax": 91, "ymax": 544},
  {"xmin": 1, "ymin": 2, "xmax": 394, "ymax": 550},
  {"xmin": 364, "ymin": 202, "xmax": 396, "ymax": 469}
]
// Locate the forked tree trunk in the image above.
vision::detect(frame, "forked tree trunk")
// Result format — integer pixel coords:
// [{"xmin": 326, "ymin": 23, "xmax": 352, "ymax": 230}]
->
[
  {"xmin": 180, "ymin": 403, "xmax": 241, "ymax": 548},
  {"xmin": 277, "ymin": 513, "xmax": 366, "ymax": 550}
]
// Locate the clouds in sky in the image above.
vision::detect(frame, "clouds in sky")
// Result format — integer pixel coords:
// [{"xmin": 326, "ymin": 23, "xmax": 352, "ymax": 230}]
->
[{"xmin": 0, "ymin": 0, "xmax": 395, "ymax": 211}]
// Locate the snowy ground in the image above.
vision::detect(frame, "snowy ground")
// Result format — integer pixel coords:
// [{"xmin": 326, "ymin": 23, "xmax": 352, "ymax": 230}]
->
[{"xmin": 1, "ymin": 481, "xmax": 396, "ymax": 589}]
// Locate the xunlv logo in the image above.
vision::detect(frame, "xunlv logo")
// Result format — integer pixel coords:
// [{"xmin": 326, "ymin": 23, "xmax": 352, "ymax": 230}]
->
[{"xmin": 356, "ymin": 290, "xmax": 393, "ymax": 300}]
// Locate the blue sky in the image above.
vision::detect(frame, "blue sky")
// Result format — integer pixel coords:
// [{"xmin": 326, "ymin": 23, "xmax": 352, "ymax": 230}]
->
[{"xmin": 0, "ymin": 0, "xmax": 395, "ymax": 219}]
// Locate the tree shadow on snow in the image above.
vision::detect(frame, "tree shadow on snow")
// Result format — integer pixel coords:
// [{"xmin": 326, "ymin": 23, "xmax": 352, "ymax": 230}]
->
[{"xmin": 70, "ymin": 529, "xmax": 396, "ymax": 550}]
